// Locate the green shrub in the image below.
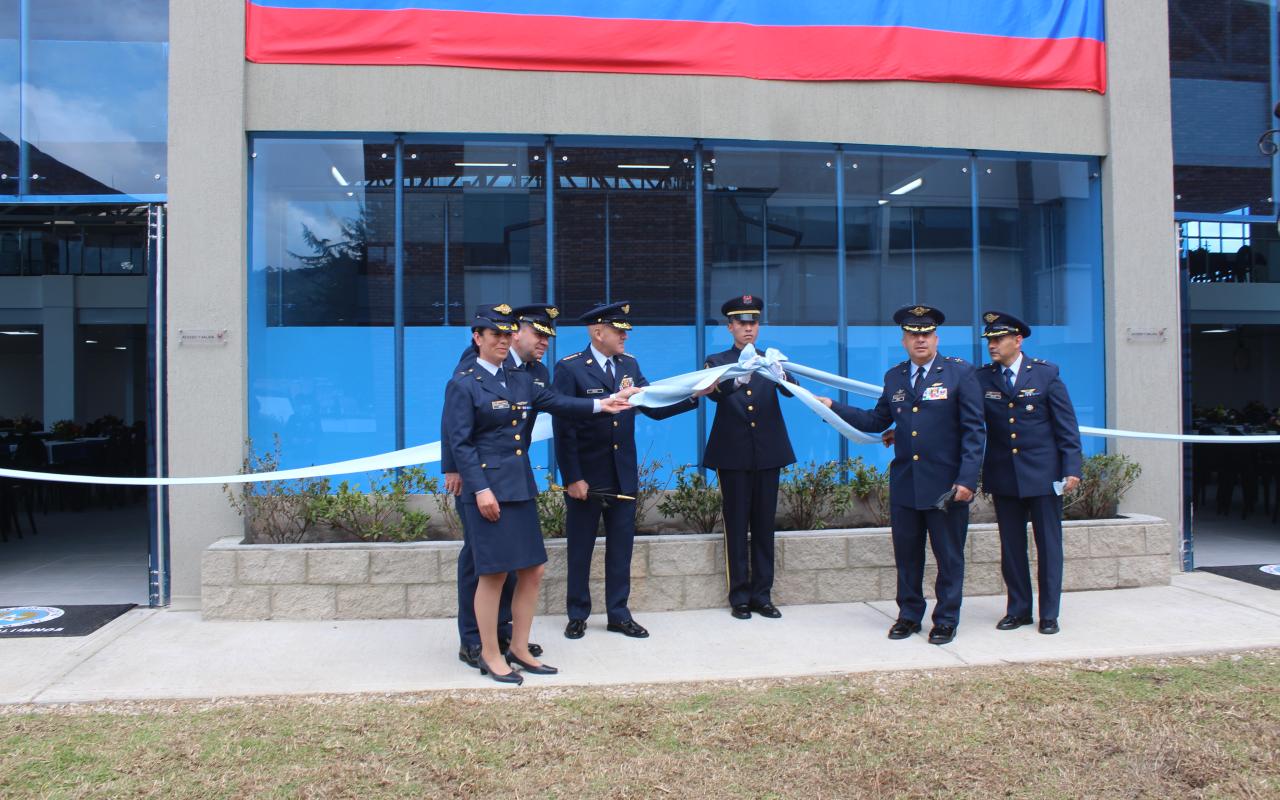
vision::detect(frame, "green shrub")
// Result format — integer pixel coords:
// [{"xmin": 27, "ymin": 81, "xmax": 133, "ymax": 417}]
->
[
  {"xmin": 779, "ymin": 459, "xmax": 854, "ymax": 530},
  {"xmin": 537, "ymin": 473, "xmax": 567, "ymax": 538},
  {"xmin": 657, "ymin": 465, "xmax": 722, "ymax": 533},
  {"xmin": 633, "ymin": 452, "xmax": 670, "ymax": 534},
  {"xmin": 1063, "ymin": 452, "xmax": 1142, "ymax": 520},
  {"xmin": 223, "ymin": 435, "xmax": 330, "ymax": 544},
  {"xmin": 847, "ymin": 456, "xmax": 891, "ymax": 528},
  {"xmin": 315, "ymin": 466, "xmax": 437, "ymax": 542}
]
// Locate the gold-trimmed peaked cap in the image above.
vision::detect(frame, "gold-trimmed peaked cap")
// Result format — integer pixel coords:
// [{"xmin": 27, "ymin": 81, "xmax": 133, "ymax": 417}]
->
[
  {"xmin": 578, "ymin": 300, "xmax": 633, "ymax": 330},
  {"xmin": 512, "ymin": 303, "xmax": 560, "ymax": 336},
  {"xmin": 980, "ymin": 310, "xmax": 1031, "ymax": 339},
  {"xmin": 893, "ymin": 303, "xmax": 944, "ymax": 333},
  {"xmin": 472, "ymin": 303, "xmax": 518, "ymax": 333},
  {"xmin": 721, "ymin": 293, "xmax": 763, "ymax": 321}
]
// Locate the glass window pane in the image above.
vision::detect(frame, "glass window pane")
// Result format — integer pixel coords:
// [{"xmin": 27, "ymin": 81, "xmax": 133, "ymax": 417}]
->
[
  {"xmin": 976, "ymin": 156, "xmax": 1106, "ymax": 444},
  {"xmin": 1169, "ymin": 0, "xmax": 1274, "ymax": 216},
  {"xmin": 0, "ymin": 1, "xmax": 18, "ymax": 194},
  {"xmin": 705, "ymin": 147, "xmax": 838, "ymax": 325},
  {"xmin": 26, "ymin": 0, "xmax": 168, "ymax": 196},
  {"xmin": 248, "ymin": 136, "xmax": 397, "ymax": 484},
  {"xmin": 844, "ymin": 153, "xmax": 973, "ymax": 326},
  {"xmin": 552, "ymin": 144, "xmax": 695, "ymax": 324}
]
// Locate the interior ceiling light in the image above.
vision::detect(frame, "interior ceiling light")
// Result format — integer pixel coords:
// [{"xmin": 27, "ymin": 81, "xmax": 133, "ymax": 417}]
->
[
  {"xmin": 0, "ymin": 330, "xmax": 38, "ymax": 336},
  {"xmin": 330, "ymin": 166, "xmax": 349, "ymax": 186},
  {"xmin": 889, "ymin": 177, "xmax": 924, "ymax": 196},
  {"xmin": 1200, "ymin": 328, "xmax": 1234, "ymax": 334},
  {"xmin": 616, "ymin": 164, "xmax": 669, "ymax": 170}
]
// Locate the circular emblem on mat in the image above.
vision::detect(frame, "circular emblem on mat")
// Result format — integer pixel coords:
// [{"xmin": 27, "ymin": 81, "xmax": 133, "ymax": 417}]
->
[
  {"xmin": 0, "ymin": 607, "xmax": 65, "ymax": 628},
  {"xmin": 1260, "ymin": 565, "xmax": 1280, "ymax": 576}
]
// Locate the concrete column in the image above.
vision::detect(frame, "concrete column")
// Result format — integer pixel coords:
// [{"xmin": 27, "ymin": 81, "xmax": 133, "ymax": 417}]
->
[
  {"xmin": 40, "ymin": 276, "xmax": 74, "ymax": 425},
  {"xmin": 166, "ymin": 0, "xmax": 248, "ymax": 609},
  {"xmin": 1102, "ymin": 0, "xmax": 1182, "ymax": 561}
]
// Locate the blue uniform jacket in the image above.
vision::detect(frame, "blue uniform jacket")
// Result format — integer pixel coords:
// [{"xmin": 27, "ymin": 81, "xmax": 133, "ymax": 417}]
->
[
  {"xmin": 976, "ymin": 356, "xmax": 1083, "ymax": 498},
  {"xmin": 832, "ymin": 355, "xmax": 986, "ymax": 510},
  {"xmin": 440, "ymin": 348, "xmax": 550, "ymax": 474},
  {"xmin": 552, "ymin": 347, "xmax": 695, "ymax": 495},
  {"xmin": 443, "ymin": 363, "xmax": 594, "ymax": 504},
  {"xmin": 701, "ymin": 345, "xmax": 797, "ymax": 471}
]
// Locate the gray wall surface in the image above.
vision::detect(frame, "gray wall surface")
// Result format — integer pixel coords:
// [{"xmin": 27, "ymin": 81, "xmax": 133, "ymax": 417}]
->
[{"xmin": 166, "ymin": 0, "xmax": 1178, "ymax": 606}]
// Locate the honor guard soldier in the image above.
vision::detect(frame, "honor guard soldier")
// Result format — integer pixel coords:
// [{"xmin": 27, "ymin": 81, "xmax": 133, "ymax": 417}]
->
[
  {"xmin": 703, "ymin": 294, "xmax": 796, "ymax": 620},
  {"xmin": 443, "ymin": 303, "xmax": 629, "ymax": 683},
  {"xmin": 977, "ymin": 311, "xmax": 1082, "ymax": 635},
  {"xmin": 820, "ymin": 304, "xmax": 985, "ymax": 644},
  {"xmin": 442, "ymin": 303, "xmax": 559, "ymax": 669},
  {"xmin": 553, "ymin": 301, "xmax": 698, "ymax": 640}
]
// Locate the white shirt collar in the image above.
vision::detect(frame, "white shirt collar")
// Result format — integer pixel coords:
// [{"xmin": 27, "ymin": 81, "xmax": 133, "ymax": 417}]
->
[
  {"xmin": 509, "ymin": 350, "xmax": 525, "ymax": 369},
  {"xmin": 589, "ymin": 344, "xmax": 614, "ymax": 372},
  {"xmin": 1004, "ymin": 353, "xmax": 1024, "ymax": 378},
  {"xmin": 475, "ymin": 357, "xmax": 503, "ymax": 377},
  {"xmin": 910, "ymin": 357, "xmax": 936, "ymax": 379}
]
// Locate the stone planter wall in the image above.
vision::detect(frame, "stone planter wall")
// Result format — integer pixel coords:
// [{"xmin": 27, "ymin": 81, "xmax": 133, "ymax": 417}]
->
[{"xmin": 201, "ymin": 514, "xmax": 1173, "ymax": 620}]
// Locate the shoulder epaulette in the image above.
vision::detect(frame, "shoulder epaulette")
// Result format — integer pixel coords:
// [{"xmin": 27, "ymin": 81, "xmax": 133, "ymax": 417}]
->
[
  {"xmin": 561, "ymin": 352, "xmax": 582, "ymax": 361},
  {"xmin": 620, "ymin": 353, "xmax": 636, "ymax": 360},
  {"xmin": 1033, "ymin": 357, "xmax": 1046, "ymax": 363}
]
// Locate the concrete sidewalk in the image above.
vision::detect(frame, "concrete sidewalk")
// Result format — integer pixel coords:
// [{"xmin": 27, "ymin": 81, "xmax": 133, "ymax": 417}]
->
[{"xmin": 2, "ymin": 572, "xmax": 1278, "ymax": 705}]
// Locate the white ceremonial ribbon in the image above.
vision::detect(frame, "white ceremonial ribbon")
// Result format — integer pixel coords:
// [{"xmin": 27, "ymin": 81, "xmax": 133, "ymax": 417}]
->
[
  {"xmin": 629, "ymin": 344, "xmax": 882, "ymax": 444},
  {"xmin": 4, "ymin": 350, "xmax": 1279, "ymax": 486}
]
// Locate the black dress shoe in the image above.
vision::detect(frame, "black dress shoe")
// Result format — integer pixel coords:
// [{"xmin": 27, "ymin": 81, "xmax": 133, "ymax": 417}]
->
[
  {"xmin": 928, "ymin": 624, "xmax": 956, "ymax": 645},
  {"xmin": 506, "ymin": 651, "xmax": 559, "ymax": 675},
  {"xmin": 606, "ymin": 619, "xmax": 650, "ymax": 638},
  {"xmin": 731, "ymin": 604, "xmax": 752, "ymax": 620},
  {"xmin": 996, "ymin": 614, "xmax": 1034, "ymax": 631},
  {"xmin": 1038, "ymin": 619, "xmax": 1060, "ymax": 635},
  {"xmin": 479, "ymin": 658, "xmax": 523, "ymax": 685},
  {"xmin": 458, "ymin": 644, "xmax": 482, "ymax": 670},
  {"xmin": 498, "ymin": 637, "xmax": 544, "ymax": 657},
  {"xmin": 751, "ymin": 603, "xmax": 782, "ymax": 619},
  {"xmin": 887, "ymin": 619, "xmax": 922, "ymax": 639},
  {"xmin": 564, "ymin": 620, "xmax": 586, "ymax": 639}
]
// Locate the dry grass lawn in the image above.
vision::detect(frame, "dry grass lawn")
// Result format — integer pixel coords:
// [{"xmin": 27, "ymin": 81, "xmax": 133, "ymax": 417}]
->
[{"xmin": 2, "ymin": 650, "xmax": 1278, "ymax": 799}]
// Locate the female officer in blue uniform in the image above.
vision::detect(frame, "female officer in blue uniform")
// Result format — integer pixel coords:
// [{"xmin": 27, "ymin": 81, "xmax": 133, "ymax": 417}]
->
[{"xmin": 444, "ymin": 303, "xmax": 631, "ymax": 684}]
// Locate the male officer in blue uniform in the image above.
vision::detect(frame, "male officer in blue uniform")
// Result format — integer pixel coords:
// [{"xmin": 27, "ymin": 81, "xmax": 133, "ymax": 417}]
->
[
  {"xmin": 977, "ymin": 311, "xmax": 1082, "ymax": 635},
  {"xmin": 554, "ymin": 301, "xmax": 699, "ymax": 640},
  {"xmin": 703, "ymin": 294, "xmax": 796, "ymax": 620},
  {"xmin": 820, "ymin": 304, "xmax": 985, "ymax": 644},
  {"xmin": 443, "ymin": 303, "xmax": 559, "ymax": 669}
]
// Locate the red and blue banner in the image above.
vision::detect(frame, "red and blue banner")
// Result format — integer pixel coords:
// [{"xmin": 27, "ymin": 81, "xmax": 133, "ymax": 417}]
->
[{"xmin": 245, "ymin": 1, "xmax": 1107, "ymax": 93}]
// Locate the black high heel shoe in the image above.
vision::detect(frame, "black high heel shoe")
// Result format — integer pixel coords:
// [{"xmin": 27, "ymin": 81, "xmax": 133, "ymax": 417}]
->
[
  {"xmin": 505, "ymin": 651, "xmax": 559, "ymax": 675},
  {"xmin": 479, "ymin": 657, "xmax": 524, "ymax": 685}
]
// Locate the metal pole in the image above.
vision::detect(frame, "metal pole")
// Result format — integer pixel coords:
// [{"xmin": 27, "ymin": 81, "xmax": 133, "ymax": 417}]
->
[
  {"xmin": 969, "ymin": 154, "xmax": 983, "ymax": 365},
  {"xmin": 394, "ymin": 136, "xmax": 405, "ymax": 452},
  {"xmin": 834, "ymin": 147, "xmax": 849, "ymax": 471},
  {"xmin": 17, "ymin": 0, "xmax": 29, "ymax": 195},
  {"xmin": 694, "ymin": 142, "xmax": 707, "ymax": 472},
  {"xmin": 545, "ymin": 138, "xmax": 557, "ymax": 480},
  {"xmin": 442, "ymin": 197, "xmax": 450, "ymax": 325},
  {"xmin": 1271, "ymin": 0, "xmax": 1279, "ymax": 219},
  {"xmin": 604, "ymin": 191, "xmax": 611, "ymax": 302},
  {"xmin": 149, "ymin": 204, "xmax": 168, "ymax": 607}
]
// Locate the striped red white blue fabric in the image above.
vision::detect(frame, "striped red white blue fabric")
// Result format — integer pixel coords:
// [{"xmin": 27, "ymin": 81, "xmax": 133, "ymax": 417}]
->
[{"xmin": 245, "ymin": 1, "xmax": 1107, "ymax": 93}]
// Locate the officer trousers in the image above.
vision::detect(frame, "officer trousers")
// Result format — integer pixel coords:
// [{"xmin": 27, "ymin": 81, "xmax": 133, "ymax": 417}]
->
[
  {"xmin": 889, "ymin": 502, "xmax": 969, "ymax": 627},
  {"xmin": 992, "ymin": 493, "xmax": 1064, "ymax": 621},
  {"xmin": 565, "ymin": 494, "xmax": 636, "ymax": 624},
  {"xmin": 455, "ymin": 498, "xmax": 515, "ymax": 648},
  {"xmin": 718, "ymin": 467, "xmax": 780, "ymax": 608}
]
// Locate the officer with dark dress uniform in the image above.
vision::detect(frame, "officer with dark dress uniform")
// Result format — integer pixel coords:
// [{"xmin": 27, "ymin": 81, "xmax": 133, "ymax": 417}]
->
[
  {"xmin": 977, "ymin": 311, "xmax": 1083, "ymax": 635},
  {"xmin": 703, "ymin": 294, "xmax": 796, "ymax": 620},
  {"xmin": 443, "ymin": 305, "xmax": 559, "ymax": 669},
  {"xmin": 444, "ymin": 303, "xmax": 629, "ymax": 684},
  {"xmin": 553, "ymin": 301, "xmax": 698, "ymax": 640},
  {"xmin": 820, "ymin": 305, "xmax": 985, "ymax": 644}
]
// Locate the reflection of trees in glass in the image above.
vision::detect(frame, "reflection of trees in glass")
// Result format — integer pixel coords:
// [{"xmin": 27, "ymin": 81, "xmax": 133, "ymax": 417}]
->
[{"xmin": 268, "ymin": 205, "xmax": 377, "ymax": 326}]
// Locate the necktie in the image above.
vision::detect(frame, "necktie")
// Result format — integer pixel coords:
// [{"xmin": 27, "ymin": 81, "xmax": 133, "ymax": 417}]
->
[
  {"xmin": 497, "ymin": 367, "xmax": 507, "ymax": 388},
  {"xmin": 913, "ymin": 366, "xmax": 925, "ymax": 396},
  {"xmin": 605, "ymin": 357, "xmax": 616, "ymax": 388},
  {"xmin": 1003, "ymin": 367, "xmax": 1015, "ymax": 395}
]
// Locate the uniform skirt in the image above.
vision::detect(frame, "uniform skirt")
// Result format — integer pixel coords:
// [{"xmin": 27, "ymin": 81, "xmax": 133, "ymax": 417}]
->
[{"xmin": 460, "ymin": 499, "xmax": 546, "ymax": 575}]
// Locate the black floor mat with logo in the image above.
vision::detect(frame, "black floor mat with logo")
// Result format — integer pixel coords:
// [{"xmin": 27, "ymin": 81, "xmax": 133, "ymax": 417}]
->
[
  {"xmin": 0, "ymin": 604, "xmax": 136, "ymax": 637},
  {"xmin": 1196, "ymin": 565, "xmax": 1280, "ymax": 591}
]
